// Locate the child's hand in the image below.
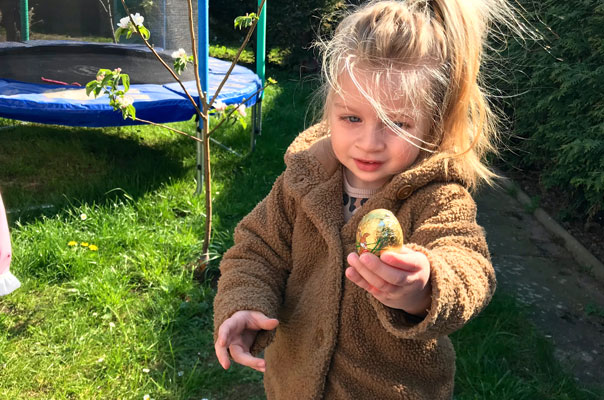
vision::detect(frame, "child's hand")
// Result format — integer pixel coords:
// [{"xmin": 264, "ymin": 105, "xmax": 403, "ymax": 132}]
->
[
  {"xmin": 346, "ymin": 247, "xmax": 432, "ymax": 316},
  {"xmin": 215, "ymin": 310, "xmax": 279, "ymax": 373}
]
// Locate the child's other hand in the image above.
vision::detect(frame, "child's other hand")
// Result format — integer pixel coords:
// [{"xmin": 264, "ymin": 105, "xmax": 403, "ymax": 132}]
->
[
  {"xmin": 215, "ymin": 310, "xmax": 279, "ymax": 373},
  {"xmin": 346, "ymin": 247, "xmax": 432, "ymax": 316}
]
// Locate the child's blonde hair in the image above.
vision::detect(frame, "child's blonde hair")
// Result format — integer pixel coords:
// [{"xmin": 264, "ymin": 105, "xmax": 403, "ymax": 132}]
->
[{"xmin": 317, "ymin": 0, "xmax": 527, "ymax": 189}]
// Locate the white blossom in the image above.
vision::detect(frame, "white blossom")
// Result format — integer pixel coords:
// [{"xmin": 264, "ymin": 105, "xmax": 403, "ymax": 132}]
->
[
  {"xmin": 237, "ymin": 104, "xmax": 247, "ymax": 117},
  {"xmin": 171, "ymin": 48, "xmax": 187, "ymax": 59},
  {"xmin": 131, "ymin": 13, "xmax": 144, "ymax": 26},
  {"xmin": 115, "ymin": 96, "xmax": 134, "ymax": 109},
  {"xmin": 213, "ymin": 100, "xmax": 227, "ymax": 112},
  {"xmin": 117, "ymin": 13, "xmax": 145, "ymax": 29}
]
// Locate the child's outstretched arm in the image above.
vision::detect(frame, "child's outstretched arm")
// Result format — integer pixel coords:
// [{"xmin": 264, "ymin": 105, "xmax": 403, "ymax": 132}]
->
[
  {"xmin": 349, "ymin": 183, "xmax": 495, "ymax": 339},
  {"xmin": 215, "ymin": 310, "xmax": 279, "ymax": 372},
  {"xmin": 213, "ymin": 173, "xmax": 295, "ymax": 364}
]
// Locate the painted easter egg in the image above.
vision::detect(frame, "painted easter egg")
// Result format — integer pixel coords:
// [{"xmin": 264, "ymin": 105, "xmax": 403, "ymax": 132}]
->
[{"xmin": 356, "ymin": 208, "xmax": 403, "ymax": 256}]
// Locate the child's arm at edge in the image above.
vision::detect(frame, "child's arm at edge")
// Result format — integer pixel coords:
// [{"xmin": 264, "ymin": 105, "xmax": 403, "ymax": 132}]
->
[
  {"xmin": 366, "ymin": 183, "xmax": 495, "ymax": 339},
  {"xmin": 213, "ymin": 173, "xmax": 295, "ymax": 359}
]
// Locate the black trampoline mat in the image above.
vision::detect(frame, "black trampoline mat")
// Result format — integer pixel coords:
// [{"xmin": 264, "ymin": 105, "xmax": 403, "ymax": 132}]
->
[{"xmin": 0, "ymin": 43, "xmax": 196, "ymax": 85}]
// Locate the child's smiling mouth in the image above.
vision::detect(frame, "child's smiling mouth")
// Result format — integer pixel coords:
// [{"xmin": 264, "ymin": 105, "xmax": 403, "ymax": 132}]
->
[{"xmin": 354, "ymin": 159, "xmax": 384, "ymax": 171}]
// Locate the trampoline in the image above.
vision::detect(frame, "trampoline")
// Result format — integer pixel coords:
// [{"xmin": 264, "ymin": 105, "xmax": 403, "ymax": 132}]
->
[
  {"xmin": 1, "ymin": 0, "xmax": 268, "ymax": 190},
  {"xmin": 0, "ymin": 40, "xmax": 263, "ymax": 127}
]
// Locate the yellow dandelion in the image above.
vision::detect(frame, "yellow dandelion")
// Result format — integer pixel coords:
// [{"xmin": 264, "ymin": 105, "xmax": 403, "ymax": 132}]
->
[
  {"xmin": 80, "ymin": 242, "xmax": 89, "ymax": 247},
  {"xmin": 88, "ymin": 244, "xmax": 99, "ymax": 251},
  {"xmin": 68, "ymin": 241, "xmax": 78, "ymax": 247}
]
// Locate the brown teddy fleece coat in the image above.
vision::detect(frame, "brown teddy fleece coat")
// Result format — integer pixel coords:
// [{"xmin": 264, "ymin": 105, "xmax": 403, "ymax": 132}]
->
[{"xmin": 213, "ymin": 123, "xmax": 495, "ymax": 399}]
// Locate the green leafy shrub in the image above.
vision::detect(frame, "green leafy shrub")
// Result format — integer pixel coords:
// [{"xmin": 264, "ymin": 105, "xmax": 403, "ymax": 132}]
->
[
  {"xmin": 501, "ymin": 1, "xmax": 604, "ymax": 219},
  {"xmin": 209, "ymin": 0, "xmax": 346, "ymax": 66}
]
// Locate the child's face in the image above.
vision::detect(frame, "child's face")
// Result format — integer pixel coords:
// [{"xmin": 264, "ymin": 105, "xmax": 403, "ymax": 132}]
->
[{"xmin": 328, "ymin": 71, "xmax": 431, "ymax": 190}]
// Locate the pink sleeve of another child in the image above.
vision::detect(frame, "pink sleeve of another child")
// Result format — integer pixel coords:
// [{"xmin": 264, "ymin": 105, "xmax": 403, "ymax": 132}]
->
[{"xmin": 0, "ymin": 194, "xmax": 11, "ymax": 275}]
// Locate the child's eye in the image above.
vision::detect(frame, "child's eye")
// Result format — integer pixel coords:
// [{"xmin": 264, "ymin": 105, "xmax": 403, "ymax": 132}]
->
[
  {"xmin": 342, "ymin": 116, "xmax": 361, "ymax": 123},
  {"xmin": 393, "ymin": 121, "xmax": 412, "ymax": 130}
]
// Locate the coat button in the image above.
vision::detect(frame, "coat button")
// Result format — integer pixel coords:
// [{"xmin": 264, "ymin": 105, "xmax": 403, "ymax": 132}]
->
[{"xmin": 396, "ymin": 185, "xmax": 414, "ymax": 200}]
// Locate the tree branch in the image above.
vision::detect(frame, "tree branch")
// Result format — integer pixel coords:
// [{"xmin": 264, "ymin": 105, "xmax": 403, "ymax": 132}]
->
[
  {"xmin": 119, "ymin": 0, "xmax": 206, "ymax": 122},
  {"xmin": 208, "ymin": 0, "xmax": 266, "ymax": 109}
]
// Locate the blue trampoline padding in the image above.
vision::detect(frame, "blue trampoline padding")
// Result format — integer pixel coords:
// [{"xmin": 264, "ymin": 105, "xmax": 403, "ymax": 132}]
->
[
  {"xmin": 164, "ymin": 57, "xmax": 262, "ymax": 109},
  {"xmin": 0, "ymin": 56, "xmax": 262, "ymax": 128},
  {"xmin": 0, "ymin": 79, "xmax": 193, "ymax": 127}
]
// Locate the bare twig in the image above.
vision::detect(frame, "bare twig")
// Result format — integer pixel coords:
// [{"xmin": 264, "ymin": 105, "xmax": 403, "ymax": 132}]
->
[
  {"xmin": 98, "ymin": 0, "xmax": 108, "ymax": 13},
  {"xmin": 97, "ymin": 0, "xmax": 117, "ymax": 43},
  {"xmin": 209, "ymin": 0, "xmax": 266, "ymax": 109},
  {"xmin": 134, "ymin": 117, "xmax": 203, "ymax": 143},
  {"xmin": 119, "ymin": 0, "xmax": 207, "ymax": 122}
]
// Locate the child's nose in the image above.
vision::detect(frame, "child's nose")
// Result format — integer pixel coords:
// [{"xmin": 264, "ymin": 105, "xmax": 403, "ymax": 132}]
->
[{"xmin": 357, "ymin": 125, "xmax": 386, "ymax": 152}]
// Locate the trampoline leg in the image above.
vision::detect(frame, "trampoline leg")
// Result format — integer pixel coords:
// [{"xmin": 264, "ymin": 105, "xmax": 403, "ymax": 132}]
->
[{"xmin": 251, "ymin": 100, "xmax": 263, "ymax": 152}]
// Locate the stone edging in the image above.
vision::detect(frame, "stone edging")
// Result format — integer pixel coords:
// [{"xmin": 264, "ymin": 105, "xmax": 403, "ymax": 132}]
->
[{"xmin": 498, "ymin": 175, "xmax": 604, "ymax": 283}]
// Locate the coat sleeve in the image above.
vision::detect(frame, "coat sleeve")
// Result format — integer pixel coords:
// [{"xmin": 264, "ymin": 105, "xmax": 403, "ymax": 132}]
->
[
  {"xmin": 213, "ymin": 173, "xmax": 296, "ymax": 352},
  {"xmin": 370, "ymin": 183, "xmax": 495, "ymax": 339}
]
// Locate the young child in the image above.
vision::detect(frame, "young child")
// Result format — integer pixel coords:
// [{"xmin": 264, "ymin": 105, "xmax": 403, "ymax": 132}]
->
[
  {"xmin": 0, "ymin": 193, "xmax": 21, "ymax": 296},
  {"xmin": 214, "ymin": 0, "xmax": 522, "ymax": 398}
]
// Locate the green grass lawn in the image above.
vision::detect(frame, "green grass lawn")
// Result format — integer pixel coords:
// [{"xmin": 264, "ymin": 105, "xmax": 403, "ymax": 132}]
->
[{"xmin": 0, "ymin": 69, "xmax": 601, "ymax": 399}]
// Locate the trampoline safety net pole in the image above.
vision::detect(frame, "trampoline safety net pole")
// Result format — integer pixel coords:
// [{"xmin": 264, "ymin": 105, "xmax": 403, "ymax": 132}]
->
[
  {"xmin": 196, "ymin": 0, "xmax": 210, "ymax": 195},
  {"xmin": 20, "ymin": 0, "xmax": 29, "ymax": 41},
  {"xmin": 251, "ymin": 0, "xmax": 267, "ymax": 150},
  {"xmin": 256, "ymin": 0, "xmax": 266, "ymax": 91}
]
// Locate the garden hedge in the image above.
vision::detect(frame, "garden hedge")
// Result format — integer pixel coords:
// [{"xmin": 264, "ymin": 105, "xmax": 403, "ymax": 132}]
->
[{"xmin": 500, "ymin": 0, "xmax": 603, "ymax": 220}]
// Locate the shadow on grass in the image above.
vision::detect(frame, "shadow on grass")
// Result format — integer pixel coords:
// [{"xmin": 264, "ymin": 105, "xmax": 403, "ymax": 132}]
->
[
  {"xmin": 147, "ymin": 72, "xmax": 317, "ymax": 398},
  {"xmin": 207, "ymin": 71, "xmax": 319, "ymax": 257},
  {"xmin": 0, "ymin": 121, "xmax": 193, "ymax": 223},
  {"xmin": 138, "ymin": 282, "xmax": 266, "ymax": 399}
]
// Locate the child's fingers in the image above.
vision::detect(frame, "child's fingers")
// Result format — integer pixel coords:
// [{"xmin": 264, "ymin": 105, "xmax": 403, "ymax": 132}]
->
[
  {"xmin": 229, "ymin": 343, "xmax": 267, "ymax": 373},
  {"xmin": 349, "ymin": 252, "xmax": 406, "ymax": 291},
  {"xmin": 347, "ymin": 253, "xmax": 382, "ymax": 292},
  {"xmin": 345, "ymin": 266, "xmax": 375, "ymax": 293},
  {"xmin": 214, "ymin": 337, "xmax": 231, "ymax": 370},
  {"xmin": 346, "ymin": 256, "xmax": 388, "ymax": 296},
  {"xmin": 359, "ymin": 252, "xmax": 405, "ymax": 291},
  {"xmin": 215, "ymin": 317, "xmax": 239, "ymax": 370},
  {"xmin": 380, "ymin": 249, "xmax": 424, "ymax": 272},
  {"xmin": 250, "ymin": 312, "xmax": 279, "ymax": 331}
]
